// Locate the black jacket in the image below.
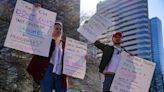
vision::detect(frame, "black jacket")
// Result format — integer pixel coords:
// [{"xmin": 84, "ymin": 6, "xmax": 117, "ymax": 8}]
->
[
  {"xmin": 94, "ymin": 41, "xmax": 115, "ymax": 73},
  {"xmin": 94, "ymin": 41, "xmax": 127, "ymax": 73}
]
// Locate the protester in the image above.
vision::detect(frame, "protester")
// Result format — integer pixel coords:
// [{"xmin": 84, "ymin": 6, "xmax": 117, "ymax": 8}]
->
[
  {"xmin": 94, "ymin": 32, "xmax": 133, "ymax": 92},
  {"xmin": 27, "ymin": 22, "xmax": 67, "ymax": 92}
]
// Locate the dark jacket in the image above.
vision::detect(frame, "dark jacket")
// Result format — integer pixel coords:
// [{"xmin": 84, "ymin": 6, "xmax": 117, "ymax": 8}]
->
[
  {"xmin": 94, "ymin": 41, "xmax": 127, "ymax": 73},
  {"xmin": 94, "ymin": 40, "xmax": 115, "ymax": 73},
  {"xmin": 26, "ymin": 39, "xmax": 67, "ymax": 88}
]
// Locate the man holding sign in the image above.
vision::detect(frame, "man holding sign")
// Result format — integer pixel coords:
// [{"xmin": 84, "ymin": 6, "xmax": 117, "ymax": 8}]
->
[{"xmin": 94, "ymin": 32, "xmax": 133, "ymax": 92}]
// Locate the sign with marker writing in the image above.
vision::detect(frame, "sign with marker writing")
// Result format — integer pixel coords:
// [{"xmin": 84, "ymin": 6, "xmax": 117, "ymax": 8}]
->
[
  {"xmin": 110, "ymin": 52, "xmax": 156, "ymax": 92},
  {"xmin": 63, "ymin": 37, "xmax": 87, "ymax": 79},
  {"xmin": 4, "ymin": 0, "xmax": 57, "ymax": 57},
  {"xmin": 77, "ymin": 13, "xmax": 111, "ymax": 43}
]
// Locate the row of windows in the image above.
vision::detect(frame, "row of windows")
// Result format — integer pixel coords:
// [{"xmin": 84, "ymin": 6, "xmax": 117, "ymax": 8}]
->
[
  {"xmin": 118, "ymin": 5, "xmax": 147, "ymax": 16},
  {"xmin": 114, "ymin": 10, "xmax": 147, "ymax": 21},
  {"xmin": 122, "ymin": 28, "xmax": 137, "ymax": 33},
  {"xmin": 107, "ymin": 13, "xmax": 148, "ymax": 31},
  {"xmin": 101, "ymin": 0, "xmax": 146, "ymax": 16},
  {"xmin": 122, "ymin": 38, "xmax": 136, "ymax": 43},
  {"xmin": 123, "ymin": 30, "xmax": 150, "ymax": 38},
  {"xmin": 137, "ymin": 36, "xmax": 150, "ymax": 40},
  {"xmin": 101, "ymin": 1, "xmax": 147, "ymax": 20},
  {"xmin": 137, "ymin": 53, "xmax": 151, "ymax": 56},
  {"xmin": 121, "ymin": 26, "xmax": 149, "ymax": 33},
  {"xmin": 115, "ymin": 15, "xmax": 147, "ymax": 26},
  {"xmin": 123, "ymin": 40, "xmax": 151, "ymax": 47},
  {"xmin": 117, "ymin": 0, "xmax": 147, "ymax": 11},
  {"xmin": 123, "ymin": 39, "xmax": 151, "ymax": 47},
  {"xmin": 136, "ymin": 31, "xmax": 149, "ymax": 35},
  {"xmin": 122, "ymin": 33, "xmax": 136, "ymax": 38},
  {"xmin": 115, "ymin": 20, "xmax": 148, "ymax": 31},
  {"xmin": 122, "ymin": 43, "xmax": 137, "ymax": 48},
  {"xmin": 135, "ymin": 21, "xmax": 148, "ymax": 25},
  {"xmin": 138, "ymin": 47, "xmax": 151, "ymax": 50},
  {"xmin": 111, "ymin": 7, "xmax": 146, "ymax": 19},
  {"xmin": 116, "ymin": 23, "xmax": 136, "ymax": 30},
  {"xmin": 115, "ymin": 24, "xmax": 148, "ymax": 31},
  {"xmin": 128, "ymin": 48, "xmax": 151, "ymax": 52},
  {"xmin": 138, "ymin": 42, "xmax": 151, "ymax": 45}
]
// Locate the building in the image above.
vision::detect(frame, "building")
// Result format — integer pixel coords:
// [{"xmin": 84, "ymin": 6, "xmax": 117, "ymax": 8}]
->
[
  {"xmin": 96, "ymin": 0, "xmax": 152, "ymax": 61},
  {"xmin": 150, "ymin": 17, "xmax": 164, "ymax": 92}
]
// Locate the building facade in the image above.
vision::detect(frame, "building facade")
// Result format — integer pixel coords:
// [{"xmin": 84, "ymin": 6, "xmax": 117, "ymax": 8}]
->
[{"xmin": 150, "ymin": 17, "xmax": 164, "ymax": 92}]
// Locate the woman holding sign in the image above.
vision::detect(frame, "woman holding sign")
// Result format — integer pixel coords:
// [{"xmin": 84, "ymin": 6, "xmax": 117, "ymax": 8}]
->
[{"xmin": 27, "ymin": 22, "xmax": 67, "ymax": 92}]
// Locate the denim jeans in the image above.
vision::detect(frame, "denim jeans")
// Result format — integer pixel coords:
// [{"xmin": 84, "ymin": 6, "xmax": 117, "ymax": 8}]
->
[
  {"xmin": 40, "ymin": 64, "xmax": 67, "ymax": 92},
  {"xmin": 103, "ymin": 74, "xmax": 115, "ymax": 92}
]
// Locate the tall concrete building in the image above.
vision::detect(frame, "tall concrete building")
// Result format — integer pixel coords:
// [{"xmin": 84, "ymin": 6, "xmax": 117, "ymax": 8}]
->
[
  {"xmin": 96, "ymin": 0, "xmax": 152, "ymax": 61},
  {"xmin": 150, "ymin": 17, "xmax": 164, "ymax": 92}
]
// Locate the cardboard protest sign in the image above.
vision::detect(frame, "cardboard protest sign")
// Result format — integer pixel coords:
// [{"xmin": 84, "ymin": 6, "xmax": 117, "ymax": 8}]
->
[
  {"xmin": 4, "ymin": 0, "xmax": 57, "ymax": 57},
  {"xmin": 110, "ymin": 52, "xmax": 156, "ymax": 92},
  {"xmin": 63, "ymin": 37, "xmax": 87, "ymax": 79}
]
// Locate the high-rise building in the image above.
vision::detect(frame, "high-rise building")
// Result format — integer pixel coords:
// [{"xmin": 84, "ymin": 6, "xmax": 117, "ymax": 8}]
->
[{"xmin": 150, "ymin": 17, "xmax": 164, "ymax": 92}]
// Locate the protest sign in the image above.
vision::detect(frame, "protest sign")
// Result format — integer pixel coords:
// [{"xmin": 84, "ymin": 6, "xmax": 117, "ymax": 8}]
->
[
  {"xmin": 77, "ymin": 13, "xmax": 111, "ymax": 43},
  {"xmin": 110, "ymin": 52, "xmax": 156, "ymax": 92},
  {"xmin": 4, "ymin": 0, "xmax": 57, "ymax": 57},
  {"xmin": 63, "ymin": 37, "xmax": 87, "ymax": 79}
]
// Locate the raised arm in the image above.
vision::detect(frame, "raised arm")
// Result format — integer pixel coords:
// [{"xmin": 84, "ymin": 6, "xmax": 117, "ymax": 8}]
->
[{"xmin": 94, "ymin": 40, "xmax": 106, "ymax": 51}]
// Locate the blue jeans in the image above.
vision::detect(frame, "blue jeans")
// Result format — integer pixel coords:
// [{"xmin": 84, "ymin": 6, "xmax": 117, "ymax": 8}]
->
[
  {"xmin": 40, "ymin": 64, "xmax": 67, "ymax": 92},
  {"xmin": 103, "ymin": 74, "xmax": 115, "ymax": 92}
]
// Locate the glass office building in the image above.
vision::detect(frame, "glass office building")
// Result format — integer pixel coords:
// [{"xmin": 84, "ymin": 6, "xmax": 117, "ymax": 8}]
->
[{"xmin": 150, "ymin": 17, "xmax": 164, "ymax": 92}]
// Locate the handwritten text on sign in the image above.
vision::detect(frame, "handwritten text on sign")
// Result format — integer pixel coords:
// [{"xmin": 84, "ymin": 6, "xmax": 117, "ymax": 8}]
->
[
  {"xmin": 110, "ymin": 52, "xmax": 156, "ymax": 92},
  {"xmin": 4, "ymin": 0, "xmax": 57, "ymax": 57},
  {"xmin": 63, "ymin": 37, "xmax": 87, "ymax": 79},
  {"xmin": 77, "ymin": 13, "xmax": 111, "ymax": 43}
]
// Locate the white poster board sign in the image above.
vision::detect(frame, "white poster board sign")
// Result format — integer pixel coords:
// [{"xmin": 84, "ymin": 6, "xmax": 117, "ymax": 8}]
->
[
  {"xmin": 110, "ymin": 52, "xmax": 156, "ymax": 92},
  {"xmin": 4, "ymin": 0, "xmax": 57, "ymax": 57},
  {"xmin": 63, "ymin": 37, "xmax": 87, "ymax": 79},
  {"xmin": 77, "ymin": 13, "xmax": 111, "ymax": 43}
]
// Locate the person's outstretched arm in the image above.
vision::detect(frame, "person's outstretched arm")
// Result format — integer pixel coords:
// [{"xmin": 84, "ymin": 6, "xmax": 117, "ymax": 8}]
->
[{"xmin": 94, "ymin": 40, "xmax": 106, "ymax": 51}]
